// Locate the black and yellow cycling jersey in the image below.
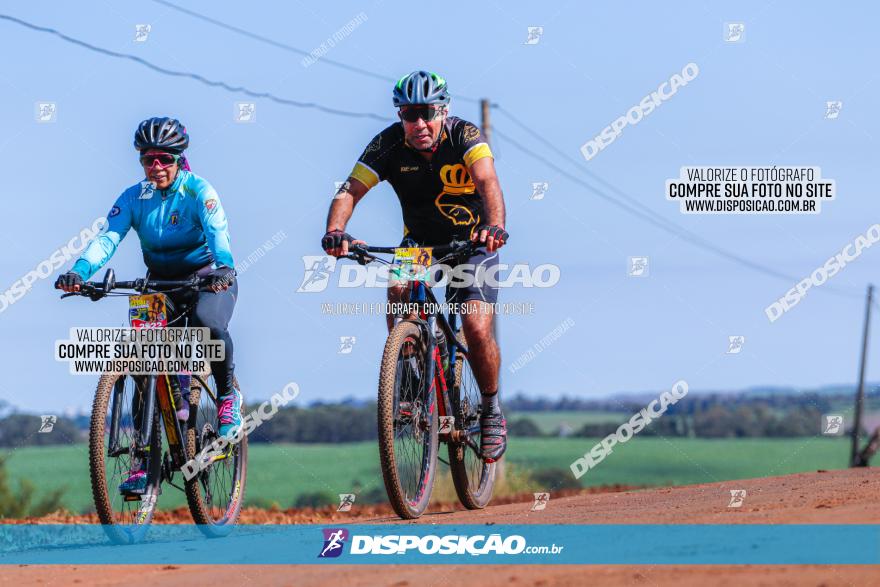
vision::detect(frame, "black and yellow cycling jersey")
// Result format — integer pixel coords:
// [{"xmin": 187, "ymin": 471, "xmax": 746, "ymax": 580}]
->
[{"xmin": 349, "ymin": 116, "xmax": 493, "ymax": 244}]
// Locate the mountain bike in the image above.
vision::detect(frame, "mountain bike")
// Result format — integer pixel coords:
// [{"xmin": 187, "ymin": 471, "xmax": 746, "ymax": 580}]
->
[
  {"xmin": 345, "ymin": 240, "xmax": 496, "ymax": 519},
  {"xmin": 60, "ymin": 269, "xmax": 246, "ymax": 543}
]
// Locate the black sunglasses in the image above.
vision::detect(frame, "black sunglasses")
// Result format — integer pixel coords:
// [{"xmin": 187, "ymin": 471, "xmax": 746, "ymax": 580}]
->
[{"xmin": 399, "ymin": 107, "xmax": 445, "ymax": 123}]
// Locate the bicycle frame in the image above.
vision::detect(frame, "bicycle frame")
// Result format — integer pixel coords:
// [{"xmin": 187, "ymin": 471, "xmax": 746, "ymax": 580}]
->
[
  {"xmin": 107, "ymin": 378, "xmax": 188, "ymax": 484},
  {"xmin": 88, "ymin": 279, "xmax": 211, "ymax": 482},
  {"xmin": 346, "ymin": 240, "xmax": 483, "ymax": 444},
  {"xmin": 402, "ymin": 277, "xmax": 479, "ymax": 443}
]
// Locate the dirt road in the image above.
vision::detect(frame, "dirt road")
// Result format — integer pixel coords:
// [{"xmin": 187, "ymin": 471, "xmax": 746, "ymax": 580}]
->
[{"xmin": 3, "ymin": 468, "xmax": 878, "ymax": 586}]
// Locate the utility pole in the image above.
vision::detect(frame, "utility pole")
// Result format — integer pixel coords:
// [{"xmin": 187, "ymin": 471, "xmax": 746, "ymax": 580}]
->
[
  {"xmin": 479, "ymin": 98, "xmax": 499, "ymax": 359},
  {"xmin": 480, "ymin": 97, "xmax": 505, "ymax": 481},
  {"xmin": 480, "ymin": 99, "xmax": 492, "ymax": 146},
  {"xmin": 851, "ymin": 284, "xmax": 872, "ymax": 466}
]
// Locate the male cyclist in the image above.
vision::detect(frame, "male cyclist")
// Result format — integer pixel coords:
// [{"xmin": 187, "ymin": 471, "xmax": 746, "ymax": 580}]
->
[
  {"xmin": 55, "ymin": 117, "xmax": 243, "ymax": 492},
  {"xmin": 321, "ymin": 71, "xmax": 510, "ymax": 462}
]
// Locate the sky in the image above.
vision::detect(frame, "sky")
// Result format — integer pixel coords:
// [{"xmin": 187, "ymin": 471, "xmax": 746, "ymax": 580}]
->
[{"xmin": 0, "ymin": 1, "xmax": 878, "ymax": 413}]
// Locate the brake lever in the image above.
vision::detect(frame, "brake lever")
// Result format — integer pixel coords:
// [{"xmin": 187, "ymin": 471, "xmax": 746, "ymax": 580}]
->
[{"xmin": 345, "ymin": 252, "xmax": 374, "ymax": 266}]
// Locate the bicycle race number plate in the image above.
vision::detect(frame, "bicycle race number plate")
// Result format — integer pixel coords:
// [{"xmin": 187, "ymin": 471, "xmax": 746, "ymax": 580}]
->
[
  {"xmin": 129, "ymin": 294, "xmax": 168, "ymax": 329},
  {"xmin": 393, "ymin": 247, "xmax": 433, "ymax": 281}
]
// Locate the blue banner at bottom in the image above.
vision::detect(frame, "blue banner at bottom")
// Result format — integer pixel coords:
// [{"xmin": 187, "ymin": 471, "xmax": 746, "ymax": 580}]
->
[{"xmin": 0, "ymin": 524, "xmax": 877, "ymax": 565}]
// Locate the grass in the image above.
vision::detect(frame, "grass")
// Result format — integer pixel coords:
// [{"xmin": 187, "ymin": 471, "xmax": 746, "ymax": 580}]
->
[
  {"xmin": 1, "ymin": 436, "xmax": 852, "ymax": 514},
  {"xmin": 509, "ymin": 410, "xmax": 624, "ymax": 434}
]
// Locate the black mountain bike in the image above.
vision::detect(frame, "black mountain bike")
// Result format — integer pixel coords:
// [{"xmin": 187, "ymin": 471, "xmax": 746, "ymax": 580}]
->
[
  {"xmin": 345, "ymin": 240, "xmax": 496, "ymax": 519},
  {"xmin": 60, "ymin": 269, "xmax": 246, "ymax": 543}
]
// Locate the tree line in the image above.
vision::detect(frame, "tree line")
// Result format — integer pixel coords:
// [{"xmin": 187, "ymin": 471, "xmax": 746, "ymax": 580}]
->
[{"xmin": 0, "ymin": 391, "xmax": 875, "ymax": 447}]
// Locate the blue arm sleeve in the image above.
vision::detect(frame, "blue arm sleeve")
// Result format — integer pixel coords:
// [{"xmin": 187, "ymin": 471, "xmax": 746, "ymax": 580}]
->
[
  {"xmin": 196, "ymin": 183, "xmax": 235, "ymax": 269},
  {"xmin": 71, "ymin": 194, "xmax": 132, "ymax": 280}
]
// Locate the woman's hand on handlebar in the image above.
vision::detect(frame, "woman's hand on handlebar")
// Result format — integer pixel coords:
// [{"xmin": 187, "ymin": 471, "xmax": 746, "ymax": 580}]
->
[
  {"xmin": 206, "ymin": 267, "xmax": 236, "ymax": 293},
  {"xmin": 55, "ymin": 272, "xmax": 84, "ymax": 293}
]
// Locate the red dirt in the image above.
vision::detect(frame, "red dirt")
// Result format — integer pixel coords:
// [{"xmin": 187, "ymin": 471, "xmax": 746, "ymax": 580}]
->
[{"xmin": 3, "ymin": 469, "xmax": 879, "ymax": 586}]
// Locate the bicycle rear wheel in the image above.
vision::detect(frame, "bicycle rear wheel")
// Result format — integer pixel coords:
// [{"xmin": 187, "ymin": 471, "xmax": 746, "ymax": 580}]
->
[
  {"xmin": 377, "ymin": 320, "xmax": 438, "ymax": 519},
  {"xmin": 448, "ymin": 330, "xmax": 496, "ymax": 509},
  {"xmin": 89, "ymin": 373, "xmax": 162, "ymax": 544},
  {"xmin": 184, "ymin": 374, "xmax": 247, "ymax": 537}
]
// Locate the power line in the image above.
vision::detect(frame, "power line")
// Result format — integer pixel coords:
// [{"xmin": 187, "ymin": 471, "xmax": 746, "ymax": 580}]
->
[
  {"xmin": 148, "ymin": 0, "xmax": 481, "ymax": 104},
  {"xmin": 4, "ymin": 11, "xmax": 860, "ymax": 300},
  {"xmin": 492, "ymin": 125, "xmax": 862, "ymax": 298},
  {"xmin": 497, "ymin": 105, "xmax": 737, "ymax": 248},
  {"xmin": 494, "ymin": 105, "xmax": 863, "ymax": 297},
  {"xmin": 0, "ymin": 14, "xmax": 391, "ymax": 121},
  {"xmin": 151, "ymin": 0, "xmax": 392, "ymax": 83}
]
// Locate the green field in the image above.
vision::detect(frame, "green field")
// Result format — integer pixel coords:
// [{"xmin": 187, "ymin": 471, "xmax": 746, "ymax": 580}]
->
[
  {"xmin": 2, "ymin": 437, "xmax": 851, "ymax": 514},
  {"xmin": 509, "ymin": 410, "xmax": 625, "ymax": 434}
]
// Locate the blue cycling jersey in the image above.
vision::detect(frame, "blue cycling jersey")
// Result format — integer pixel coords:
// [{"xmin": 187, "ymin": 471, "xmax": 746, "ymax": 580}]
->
[{"xmin": 72, "ymin": 170, "xmax": 234, "ymax": 280}]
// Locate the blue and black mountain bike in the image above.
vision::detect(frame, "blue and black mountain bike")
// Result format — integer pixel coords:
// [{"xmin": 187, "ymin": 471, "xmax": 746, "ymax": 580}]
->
[{"xmin": 345, "ymin": 240, "xmax": 496, "ymax": 519}]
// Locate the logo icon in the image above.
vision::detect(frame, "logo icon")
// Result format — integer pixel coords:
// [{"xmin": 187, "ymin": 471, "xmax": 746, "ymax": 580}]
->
[
  {"xmin": 822, "ymin": 414, "xmax": 844, "ymax": 436},
  {"xmin": 439, "ymin": 416, "xmax": 455, "ymax": 434},
  {"xmin": 35, "ymin": 102, "xmax": 57, "ymax": 123},
  {"xmin": 319, "ymin": 528, "xmax": 349, "ymax": 558},
  {"xmin": 724, "ymin": 22, "xmax": 745, "ymax": 43},
  {"xmin": 38, "ymin": 415, "xmax": 57, "ymax": 433},
  {"xmin": 727, "ymin": 335, "xmax": 745, "ymax": 354},
  {"xmin": 728, "ymin": 489, "xmax": 746, "ymax": 508},
  {"xmin": 134, "ymin": 24, "xmax": 151, "ymax": 42},
  {"xmin": 235, "ymin": 102, "xmax": 256, "ymax": 123},
  {"xmin": 297, "ymin": 256, "xmax": 337, "ymax": 293},
  {"xmin": 628, "ymin": 256, "xmax": 649, "ymax": 277},
  {"xmin": 530, "ymin": 182, "xmax": 549, "ymax": 201},
  {"xmin": 524, "ymin": 26, "xmax": 544, "ymax": 45},
  {"xmin": 338, "ymin": 336, "xmax": 356, "ymax": 354},
  {"xmin": 337, "ymin": 494, "xmax": 356, "ymax": 512},
  {"xmin": 364, "ymin": 134, "xmax": 381, "ymax": 154},
  {"xmin": 824, "ymin": 101, "xmax": 843, "ymax": 120},
  {"xmin": 139, "ymin": 181, "xmax": 155, "ymax": 200},
  {"xmin": 333, "ymin": 180, "xmax": 350, "ymax": 199},
  {"xmin": 531, "ymin": 492, "xmax": 550, "ymax": 511}
]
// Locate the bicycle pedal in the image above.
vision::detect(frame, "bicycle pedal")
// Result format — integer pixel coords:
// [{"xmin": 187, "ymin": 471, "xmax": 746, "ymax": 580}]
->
[{"xmin": 122, "ymin": 493, "xmax": 142, "ymax": 501}]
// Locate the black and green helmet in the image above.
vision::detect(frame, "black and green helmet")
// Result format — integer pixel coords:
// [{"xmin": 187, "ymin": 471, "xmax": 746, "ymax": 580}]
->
[{"xmin": 392, "ymin": 71, "xmax": 450, "ymax": 107}]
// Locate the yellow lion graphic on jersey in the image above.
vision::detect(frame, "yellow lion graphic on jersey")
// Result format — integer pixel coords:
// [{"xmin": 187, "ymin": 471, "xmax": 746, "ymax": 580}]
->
[{"xmin": 435, "ymin": 164, "xmax": 480, "ymax": 227}]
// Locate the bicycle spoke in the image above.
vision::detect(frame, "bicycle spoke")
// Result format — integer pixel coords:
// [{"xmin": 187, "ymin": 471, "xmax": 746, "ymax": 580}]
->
[
  {"xmin": 459, "ymin": 361, "xmax": 486, "ymax": 494},
  {"xmin": 187, "ymin": 376, "xmax": 244, "ymax": 527},
  {"xmin": 393, "ymin": 336, "xmax": 430, "ymax": 503},
  {"xmin": 105, "ymin": 377, "xmax": 148, "ymax": 525}
]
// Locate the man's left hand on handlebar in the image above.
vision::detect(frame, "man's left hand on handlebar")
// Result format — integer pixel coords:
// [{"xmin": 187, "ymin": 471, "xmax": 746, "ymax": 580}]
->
[{"xmin": 472, "ymin": 224, "xmax": 509, "ymax": 252}]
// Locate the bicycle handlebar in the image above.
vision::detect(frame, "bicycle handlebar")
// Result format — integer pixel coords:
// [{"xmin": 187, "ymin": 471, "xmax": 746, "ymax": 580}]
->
[
  {"xmin": 345, "ymin": 239, "xmax": 480, "ymax": 265},
  {"xmin": 60, "ymin": 269, "xmax": 206, "ymax": 301}
]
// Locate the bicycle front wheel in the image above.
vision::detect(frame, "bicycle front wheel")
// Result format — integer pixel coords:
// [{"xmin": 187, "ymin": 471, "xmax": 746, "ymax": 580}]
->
[
  {"xmin": 377, "ymin": 320, "xmax": 438, "ymax": 519},
  {"xmin": 184, "ymin": 374, "xmax": 247, "ymax": 537},
  {"xmin": 89, "ymin": 373, "xmax": 162, "ymax": 544}
]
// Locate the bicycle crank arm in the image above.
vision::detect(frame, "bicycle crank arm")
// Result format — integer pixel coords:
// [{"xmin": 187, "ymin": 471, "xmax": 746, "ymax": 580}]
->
[{"xmin": 108, "ymin": 445, "xmax": 131, "ymax": 458}]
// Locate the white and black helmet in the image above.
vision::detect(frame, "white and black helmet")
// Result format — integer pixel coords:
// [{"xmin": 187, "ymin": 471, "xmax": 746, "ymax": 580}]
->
[
  {"xmin": 134, "ymin": 117, "xmax": 189, "ymax": 153},
  {"xmin": 392, "ymin": 71, "xmax": 450, "ymax": 107}
]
